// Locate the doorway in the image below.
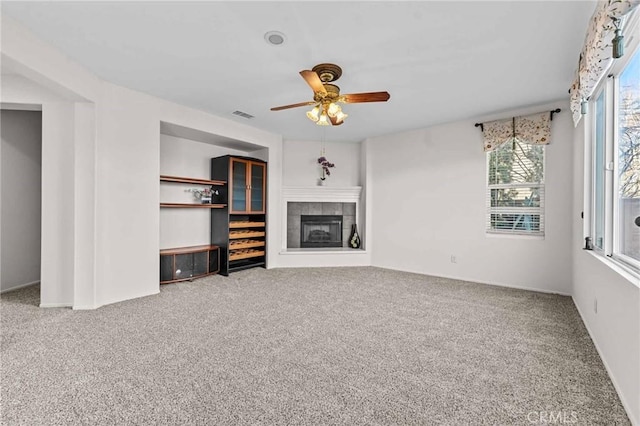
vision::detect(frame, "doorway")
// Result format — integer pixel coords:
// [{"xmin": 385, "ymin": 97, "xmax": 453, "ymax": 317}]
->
[{"xmin": 0, "ymin": 109, "xmax": 42, "ymax": 298}]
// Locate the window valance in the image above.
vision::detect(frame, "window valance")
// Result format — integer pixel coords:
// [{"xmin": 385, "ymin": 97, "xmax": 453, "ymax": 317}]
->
[
  {"xmin": 480, "ymin": 112, "xmax": 552, "ymax": 152},
  {"xmin": 569, "ymin": 0, "xmax": 639, "ymax": 126}
]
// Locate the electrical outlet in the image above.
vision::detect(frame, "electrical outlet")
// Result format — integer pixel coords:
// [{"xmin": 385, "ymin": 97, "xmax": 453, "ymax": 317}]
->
[
  {"xmin": 594, "ymin": 298, "xmax": 598, "ymax": 314},
  {"xmin": 450, "ymin": 255, "xmax": 457, "ymax": 264}
]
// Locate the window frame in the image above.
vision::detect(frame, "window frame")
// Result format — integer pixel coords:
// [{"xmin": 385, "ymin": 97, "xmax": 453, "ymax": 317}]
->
[
  {"xmin": 486, "ymin": 142, "xmax": 546, "ymax": 237},
  {"xmin": 587, "ymin": 14, "xmax": 640, "ymax": 276}
]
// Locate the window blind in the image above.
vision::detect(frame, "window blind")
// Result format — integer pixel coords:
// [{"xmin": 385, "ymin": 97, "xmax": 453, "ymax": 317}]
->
[{"xmin": 487, "ymin": 141, "xmax": 545, "ymax": 235}]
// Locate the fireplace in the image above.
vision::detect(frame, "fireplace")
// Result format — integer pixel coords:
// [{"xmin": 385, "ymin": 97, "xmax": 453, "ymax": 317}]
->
[{"xmin": 300, "ymin": 215, "xmax": 343, "ymax": 248}]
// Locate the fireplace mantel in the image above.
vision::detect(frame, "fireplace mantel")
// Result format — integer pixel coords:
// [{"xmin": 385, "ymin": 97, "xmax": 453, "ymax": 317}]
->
[{"xmin": 282, "ymin": 186, "xmax": 362, "ymax": 203}]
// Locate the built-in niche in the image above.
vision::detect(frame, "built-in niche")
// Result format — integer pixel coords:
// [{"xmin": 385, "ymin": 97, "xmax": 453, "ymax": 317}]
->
[
  {"xmin": 159, "ymin": 121, "xmax": 269, "ymax": 280},
  {"xmin": 159, "ymin": 122, "xmax": 267, "ymax": 248}
]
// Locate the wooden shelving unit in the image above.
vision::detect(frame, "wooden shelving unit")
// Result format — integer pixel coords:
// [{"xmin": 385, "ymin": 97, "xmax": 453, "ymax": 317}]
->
[
  {"xmin": 229, "ymin": 229, "xmax": 266, "ymax": 239},
  {"xmin": 211, "ymin": 155, "xmax": 267, "ymax": 276},
  {"xmin": 229, "ymin": 249, "xmax": 265, "ymax": 261},
  {"xmin": 160, "ymin": 175, "xmax": 226, "ymax": 186},
  {"xmin": 159, "ymin": 175, "xmax": 227, "ymax": 284},
  {"xmin": 229, "ymin": 239, "xmax": 265, "ymax": 250},
  {"xmin": 229, "ymin": 221, "xmax": 266, "ymax": 228}
]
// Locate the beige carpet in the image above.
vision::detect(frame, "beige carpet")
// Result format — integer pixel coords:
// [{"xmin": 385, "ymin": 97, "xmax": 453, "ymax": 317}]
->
[{"xmin": 0, "ymin": 267, "xmax": 629, "ymax": 425}]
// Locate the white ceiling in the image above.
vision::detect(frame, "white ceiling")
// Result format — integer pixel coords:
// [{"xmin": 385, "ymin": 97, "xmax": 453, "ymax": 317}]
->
[{"xmin": 2, "ymin": 1, "xmax": 595, "ymax": 143}]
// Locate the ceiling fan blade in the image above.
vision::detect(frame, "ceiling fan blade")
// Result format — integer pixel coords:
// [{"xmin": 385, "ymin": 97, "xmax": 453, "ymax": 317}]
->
[
  {"xmin": 300, "ymin": 70, "xmax": 327, "ymax": 94},
  {"xmin": 271, "ymin": 101, "xmax": 316, "ymax": 111},
  {"xmin": 342, "ymin": 91, "xmax": 390, "ymax": 103}
]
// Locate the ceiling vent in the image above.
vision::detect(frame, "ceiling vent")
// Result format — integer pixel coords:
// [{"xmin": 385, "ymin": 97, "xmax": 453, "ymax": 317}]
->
[{"xmin": 232, "ymin": 110, "xmax": 254, "ymax": 120}]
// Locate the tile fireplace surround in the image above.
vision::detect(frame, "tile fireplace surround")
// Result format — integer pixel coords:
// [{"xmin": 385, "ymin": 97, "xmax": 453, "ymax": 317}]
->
[
  {"xmin": 281, "ymin": 186, "xmax": 363, "ymax": 253},
  {"xmin": 288, "ymin": 202, "xmax": 355, "ymax": 248}
]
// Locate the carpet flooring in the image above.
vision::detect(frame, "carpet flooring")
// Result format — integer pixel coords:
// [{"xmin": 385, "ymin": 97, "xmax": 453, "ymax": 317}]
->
[{"xmin": 0, "ymin": 267, "xmax": 629, "ymax": 425}]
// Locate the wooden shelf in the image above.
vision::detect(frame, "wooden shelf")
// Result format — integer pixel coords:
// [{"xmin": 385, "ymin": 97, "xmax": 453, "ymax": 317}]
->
[
  {"xmin": 160, "ymin": 203, "xmax": 227, "ymax": 209},
  {"xmin": 229, "ymin": 230, "xmax": 266, "ymax": 239},
  {"xmin": 229, "ymin": 221, "xmax": 266, "ymax": 228},
  {"xmin": 160, "ymin": 175, "xmax": 226, "ymax": 186},
  {"xmin": 229, "ymin": 249, "xmax": 265, "ymax": 261},
  {"xmin": 229, "ymin": 239, "xmax": 265, "ymax": 250},
  {"xmin": 160, "ymin": 244, "xmax": 218, "ymax": 255}
]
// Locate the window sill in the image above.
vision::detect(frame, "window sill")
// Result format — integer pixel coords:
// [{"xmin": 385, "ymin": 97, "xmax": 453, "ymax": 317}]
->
[
  {"xmin": 486, "ymin": 232, "xmax": 545, "ymax": 240},
  {"xmin": 585, "ymin": 250, "xmax": 640, "ymax": 288}
]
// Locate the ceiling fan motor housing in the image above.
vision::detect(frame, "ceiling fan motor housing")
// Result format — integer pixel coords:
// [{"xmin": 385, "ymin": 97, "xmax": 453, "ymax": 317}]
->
[
  {"xmin": 312, "ymin": 63, "xmax": 343, "ymax": 82},
  {"xmin": 314, "ymin": 83, "xmax": 341, "ymax": 103}
]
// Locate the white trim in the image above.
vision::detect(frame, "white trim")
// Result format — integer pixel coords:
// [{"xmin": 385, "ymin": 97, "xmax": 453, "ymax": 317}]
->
[
  {"xmin": 486, "ymin": 232, "xmax": 545, "ymax": 240},
  {"xmin": 375, "ymin": 265, "xmax": 571, "ymax": 296},
  {"xmin": 280, "ymin": 247, "xmax": 368, "ymax": 255},
  {"xmin": 1, "ymin": 102, "xmax": 42, "ymax": 111},
  {"xmin": 72, "ymin": 304, "xmax": 101, "ymax": 310},
  {"xmin": 573, "ymin": 299, "xmax": 638, "ymax": 426},
  {"xmin": 282, "ymin": 186, "xmax": 362, "ymax": 202},
  {"xmin": 0, "ymin": 280, "xmax": 39, "ymax": 294},
  {"xmin": 39, "ymin": 303, "xmax": 72, "ymax": 308},
  {"xmin": 587, "ymin": 251, "xmax": 640, "ymax": 288}
]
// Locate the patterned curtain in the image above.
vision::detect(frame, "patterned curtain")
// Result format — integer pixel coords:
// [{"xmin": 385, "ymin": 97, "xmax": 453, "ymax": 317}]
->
[
  {"xmin": 483, "ymin": 112, "xmax": 551, "ymax": 152},
  {"xmin": 569, "ymin": 0, "xmax": 640, "ymax": 126}
]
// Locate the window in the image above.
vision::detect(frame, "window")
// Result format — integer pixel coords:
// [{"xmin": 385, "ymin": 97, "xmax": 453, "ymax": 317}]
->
[
  {"xmin": 589, "ymin": 44, "xmax": 640, "ymax": 273},
  {"xmin": 487, "ymin": 141, "xmax": 545, "ymax": 235},
  {"xmin": 615, "ymin": 47, "xmax": 640, "ymax": 265},
  {"xmin": 593, "ymin": 90, "xmax": 606, "ymax": 249}
]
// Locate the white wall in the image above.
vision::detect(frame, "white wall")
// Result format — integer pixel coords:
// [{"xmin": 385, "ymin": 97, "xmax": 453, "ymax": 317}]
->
[
  {"xmin": 40, "ymin": 102, "xmax": 77, "ymax": 307},
  {"xmin": 2, "ymin": 71, "xmax": 95, "ymax": 307},
  {"xmin": 571, "ymin": 119, "xmax": 640, "ymax": 424},
  {"xmin": 2, "ymin": 16, "xmax": 283, "ymax": 308},
  {"xmin": 0, "ymin": 110, "xmax": 42, "ymax": 292},
  {"xmin": 283, "ymin": 139, "xmax": 361, "ymax": 187},
  {"xmin": 367, "ymin": 101, "xmax": 574, "ymax": 294},
  {"xmin": 159, "ymin": 134, "xmax": 247, "ymax": 249},
  {"xmin": 276, "ymin": 138, "xmax": 371, "ymax": 268}
]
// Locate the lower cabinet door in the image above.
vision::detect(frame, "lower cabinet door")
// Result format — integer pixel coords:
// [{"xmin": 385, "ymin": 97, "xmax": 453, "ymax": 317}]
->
[{"xmin": 160, "ymin": 245, "xmax": 220, "ymax": 284}]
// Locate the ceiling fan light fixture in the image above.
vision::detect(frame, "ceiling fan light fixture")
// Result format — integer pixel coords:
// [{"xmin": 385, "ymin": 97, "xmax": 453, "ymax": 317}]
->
[
  {"xmin": 317, "ymin": 112, "xmax": 330, "ymax": 126},
  {"xmin": 327, "ymin": 102, "xmax": 340, "ymax": 117},
  {"xmin": 306, "ymin": 105, "xmax": 320, "ymax": 122},
  {"xmin": 335, "ymin": 110, "xmax": 348, "ymax": 123}
]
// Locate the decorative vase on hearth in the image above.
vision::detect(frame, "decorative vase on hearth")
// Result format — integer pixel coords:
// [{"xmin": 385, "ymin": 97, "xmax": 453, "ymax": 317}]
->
[{"xmin": 349, "ymin": 224, "xmax": 361, "ymax": 249}]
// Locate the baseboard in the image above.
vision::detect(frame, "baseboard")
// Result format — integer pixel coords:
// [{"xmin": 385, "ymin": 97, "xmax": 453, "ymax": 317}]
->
[
  {"xmin": 39, "ymin": 303, "xmax": 72, "ymax": 308},
  {"xmin": 573, "ymin": 298, "xmax": 638, "ymax": 426},
  {"xmin": 374, "ymin": 266, "xmax": 572, "ymax": 296},
  {"xmin": 72, "ymin": 304, "xmax": 101, "ymax": 310},
  {"xmin": 0, "ymin": 280, "xmax": 39, "ymax": 294}
]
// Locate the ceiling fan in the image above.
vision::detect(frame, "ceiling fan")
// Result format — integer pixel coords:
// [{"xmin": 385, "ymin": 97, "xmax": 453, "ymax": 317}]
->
[{"xmin": 270, "ymin": 63, "xmax": 390, "ymax": 126}]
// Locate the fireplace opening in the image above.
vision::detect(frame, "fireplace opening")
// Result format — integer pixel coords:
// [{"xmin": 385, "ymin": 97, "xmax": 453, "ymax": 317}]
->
[{"xmin": 300, "ymin": 215, "xmax": 343, "ymax": 248}]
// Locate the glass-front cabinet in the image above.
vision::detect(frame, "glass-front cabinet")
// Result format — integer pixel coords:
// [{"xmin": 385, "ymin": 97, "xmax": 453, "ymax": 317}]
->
[
  {"xmin": 230, "ymin": 158, "xmax": 266, "ymax": 214},
  {"xmin": 211, "ymin": 155, "xmax": 267, "ymax": 275}
]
